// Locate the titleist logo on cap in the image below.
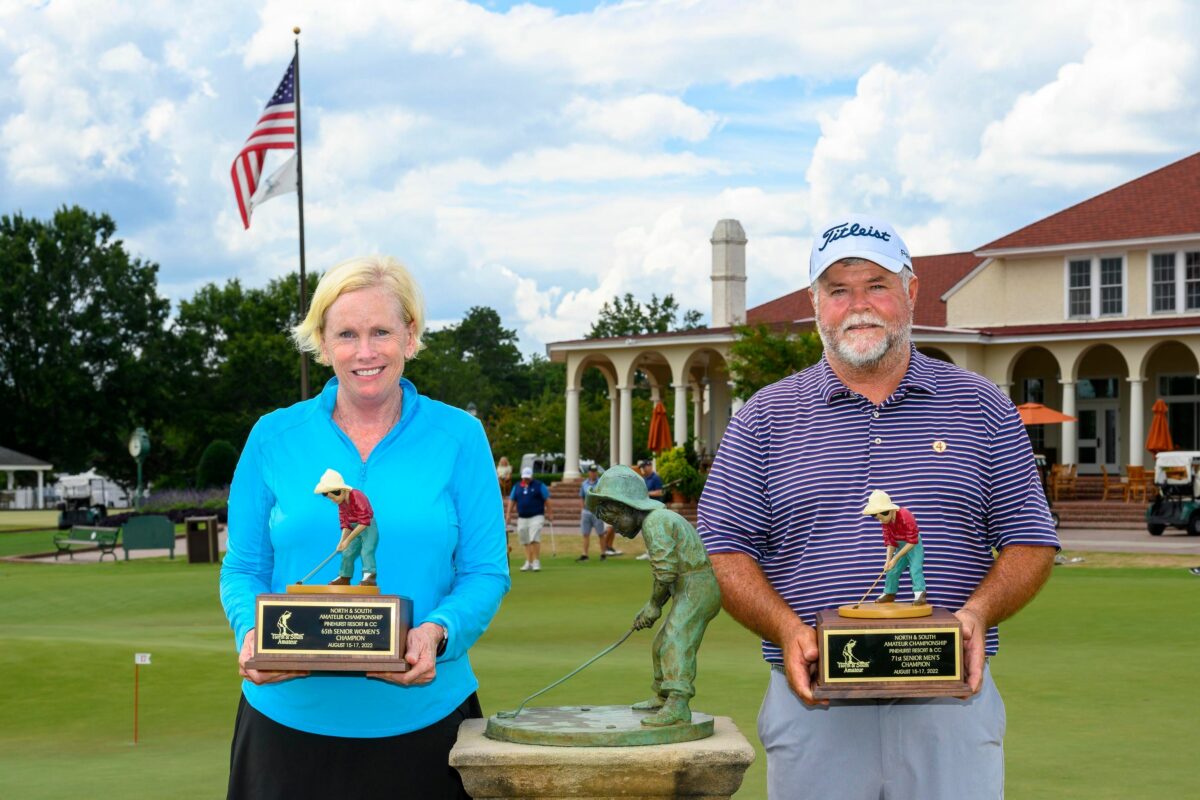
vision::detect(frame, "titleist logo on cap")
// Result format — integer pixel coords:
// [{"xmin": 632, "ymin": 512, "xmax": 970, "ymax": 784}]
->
[{"xmin": 818, "ymin": 222, "xmax": 892, "ymax": 252}]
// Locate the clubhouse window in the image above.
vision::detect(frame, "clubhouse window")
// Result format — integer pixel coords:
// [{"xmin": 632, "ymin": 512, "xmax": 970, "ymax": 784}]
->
[
  {"xmin": 1150, "ymin": 249, "xmax": 1200, "ymax": 314},
  {"xmin": 1067, "ymin": 255, "xmax": 1124, "ymax": 318}
]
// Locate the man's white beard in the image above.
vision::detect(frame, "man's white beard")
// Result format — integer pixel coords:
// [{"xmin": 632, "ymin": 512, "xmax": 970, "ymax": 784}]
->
[{"xmin": 817, "ymin": 310, "xmax": 913, "ymax": 370}]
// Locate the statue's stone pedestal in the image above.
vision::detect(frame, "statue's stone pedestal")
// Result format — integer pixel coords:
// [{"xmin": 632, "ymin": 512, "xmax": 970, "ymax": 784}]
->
[{"xmin": 450, "ymin": 715, "xmax": 755, "ymax": 799}]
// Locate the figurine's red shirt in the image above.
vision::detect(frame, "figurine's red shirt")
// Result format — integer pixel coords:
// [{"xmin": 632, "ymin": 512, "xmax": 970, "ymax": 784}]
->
[
  {"xmin": 881, "ymin": 507, "xmax": 919, "ymax": 547},
  {"xmin": 338, "ymin": 488, "xmax": 374, "ymax": 529}
]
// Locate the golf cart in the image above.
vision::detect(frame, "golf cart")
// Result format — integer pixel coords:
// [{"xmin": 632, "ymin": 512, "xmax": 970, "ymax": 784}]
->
[{"xmin": 1145, "ymin": 451, "xmax": 1200, "ymax": 536}]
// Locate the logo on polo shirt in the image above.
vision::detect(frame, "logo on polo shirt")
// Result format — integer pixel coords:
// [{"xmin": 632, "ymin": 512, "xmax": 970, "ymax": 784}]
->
[
  {"xmin": 932, "ymin": 440, "xmax": 947, "ymax": 453},
  {"xmin": 836, "ymin": 638, "xmax": 870, "ymax": 673}
]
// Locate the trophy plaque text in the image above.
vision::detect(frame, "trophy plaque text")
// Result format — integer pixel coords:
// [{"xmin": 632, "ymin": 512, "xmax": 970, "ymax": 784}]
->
[
  {"xmin": 812, "ymin": 607, "xmax": 967, "ymax": 699},
  {"xmin": 246, "ymin": 592, "xmax": 412, "ymax": 673}
]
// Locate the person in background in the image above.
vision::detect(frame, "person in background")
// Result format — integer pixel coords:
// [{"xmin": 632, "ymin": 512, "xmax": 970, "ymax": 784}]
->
[
  {"xmin": 505, "ymin": 466, "xmax": 554, "ymax": 572},
  {"xmin": 220, "ymin": 255, "xmax": 510, "ymax": 799},
  {"xmin": 496, "ymin": 456, "xmax": 513, "ymax": 497},
  {"xmin": 577, "ymin": 465, "xmax": 605, "ymax": 562},
  {"xmin": 635, "ymin": 459, "xmax": 664, "ymax": 560}
]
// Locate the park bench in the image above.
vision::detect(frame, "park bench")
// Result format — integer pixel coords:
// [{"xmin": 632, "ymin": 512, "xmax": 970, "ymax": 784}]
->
[
  {"xmin": 53, "ymin": 526, "xmax": 120, "ymax": 561},
  {"xmin": 121, "ymin": 515, "xmax": 176, "ymax": 560}
]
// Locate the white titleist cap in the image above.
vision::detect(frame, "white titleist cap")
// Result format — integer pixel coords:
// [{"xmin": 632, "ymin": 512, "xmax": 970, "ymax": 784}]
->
[{"xmin": 809, "ymin": 215, "xmax": 912, "ymax": 285}]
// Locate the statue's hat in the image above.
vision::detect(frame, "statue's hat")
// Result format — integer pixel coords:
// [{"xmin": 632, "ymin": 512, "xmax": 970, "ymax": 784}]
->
[{"xmin": 585, "ymin": 465, "xmax": 664, "ymax": 513}]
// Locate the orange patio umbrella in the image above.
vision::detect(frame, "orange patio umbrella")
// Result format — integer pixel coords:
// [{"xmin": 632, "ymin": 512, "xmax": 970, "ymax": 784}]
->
[
  {"xmin": 647, "ymin": 401, "xmax": 673, "ymax": 454},
  {"xmin": 1146, "ymin": 398, "xmax": 1175, "ymax": 455},
  {"xmin": 1016, "ymin": 402, "xmax": 1076, "ymax": 426}
]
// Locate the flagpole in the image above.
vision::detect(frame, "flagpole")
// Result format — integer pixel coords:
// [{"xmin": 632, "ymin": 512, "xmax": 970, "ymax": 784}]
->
[{"xmin": 293, "ymin": 27, "xmax": 310, "ymax": 401}]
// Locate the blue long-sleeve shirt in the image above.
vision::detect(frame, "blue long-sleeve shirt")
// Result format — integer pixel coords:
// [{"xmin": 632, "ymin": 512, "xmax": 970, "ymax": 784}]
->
[{"xmin": 219, "ymin": 377, "xmax": 510, "ymax": 737}]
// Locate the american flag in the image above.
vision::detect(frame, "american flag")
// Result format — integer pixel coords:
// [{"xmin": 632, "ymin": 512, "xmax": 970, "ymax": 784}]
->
[{"xmin": 231, "ymin": 58, "xmax": 297, "ymax": 229}]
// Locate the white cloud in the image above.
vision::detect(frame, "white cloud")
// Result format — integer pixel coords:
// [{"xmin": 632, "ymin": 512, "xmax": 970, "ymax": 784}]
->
[
  {"xmin": 99, "ymin": 42, "xmax": 153, "ymax": 73},
  {"xmin": 565, "ymin": 94, "xmax": 719, "ymax": 144}
]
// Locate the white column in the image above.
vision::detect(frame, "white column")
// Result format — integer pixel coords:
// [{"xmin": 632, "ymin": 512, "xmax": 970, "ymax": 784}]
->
[
  {"xmin": 618, "ymin": 385, "xmax": 634, "ymax": 466},
  {"xmin": 1060, "ymin": 380, "xmax": 1077, "ymax": 466},
  {"xmin": 608, "ymin": 392, "xmax": 619, "ymax": 469},
  {"xmin": 5, "ymin": 471, "xmax": 12, "ymax": 490},
  {"xmin": 673, "ymin": 384, "xmax": 688, "ymax": 447},
  {"xmin": 37, "ymin": 470, "xmax": 45, "ymax": 510},
  {"xmin": 692, "ymin": 383, "xmax": 702, "ymax": 443},
  {"xmin": 563, "ymin": 388, "xmax": 581, "ymax": 480},
  {"xmin": 650, "ymin": 385, "xmax": 661, "ymax": 404},
  {"xmin": 1127, "ymin": 377, "xmax": 1145, "ymax": 468}
]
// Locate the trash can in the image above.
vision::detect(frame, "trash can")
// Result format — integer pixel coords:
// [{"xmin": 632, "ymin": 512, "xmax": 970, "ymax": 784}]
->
[{"xmin": 185, "ymin": 515, "xmax": 221, "ymax": 564}]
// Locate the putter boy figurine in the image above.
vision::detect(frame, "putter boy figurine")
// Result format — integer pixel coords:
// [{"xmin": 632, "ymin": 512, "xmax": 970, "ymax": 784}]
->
[
  {"xmin": 313, "ymin": 468, "xmax": 379, "ymax": 587},
  {"xmin": 861, "ymin": 489, "xmax": 925, "ymax": 605},
  {"xmin": 586, "ymin": 465, "xmax": 720, "ymax": 727}
]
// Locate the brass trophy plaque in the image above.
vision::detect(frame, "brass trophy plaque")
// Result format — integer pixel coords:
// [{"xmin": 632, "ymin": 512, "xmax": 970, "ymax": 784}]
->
[
  {"xmin": 245, "ymin": 592, "xmax": 412, "ymax": 673},
  {"xmin": 812, "ymin": 607, "xmax": 967, "ymax": 699}
]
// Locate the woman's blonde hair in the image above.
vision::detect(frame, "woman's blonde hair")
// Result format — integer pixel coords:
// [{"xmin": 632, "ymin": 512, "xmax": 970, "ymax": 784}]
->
[{"xmin": 291, "ymin": 255, "xmax": 426, "ymax": 365}]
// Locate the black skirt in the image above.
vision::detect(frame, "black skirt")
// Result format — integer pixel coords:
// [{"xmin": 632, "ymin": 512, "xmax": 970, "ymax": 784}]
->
[{"xmin": 227, "ymin": 692, "xmax": 483, "ymax": 800}]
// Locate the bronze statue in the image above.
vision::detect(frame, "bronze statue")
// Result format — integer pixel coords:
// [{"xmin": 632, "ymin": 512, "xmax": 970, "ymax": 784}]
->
[{"xmin": 586, "ymin": 465, "xmax": 721, "ymax": 727}]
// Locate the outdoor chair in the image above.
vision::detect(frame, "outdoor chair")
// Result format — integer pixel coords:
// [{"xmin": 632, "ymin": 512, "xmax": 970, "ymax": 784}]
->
[
  {"xmin": 1049, "ymin": 463, "xmax": 1077, "ymax": 501},
  {"xmin": 1100, "ymin": 464, "xmax": 1129, "ymax": 502},
  {"xmin": 1125, "ymin": 465, "xmax": 1155, "ymax": 503}
]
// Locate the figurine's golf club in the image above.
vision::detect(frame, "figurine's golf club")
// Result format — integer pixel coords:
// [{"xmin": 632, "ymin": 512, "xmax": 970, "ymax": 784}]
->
[
  {"xmin": 853, "ymin": 566, "xmax": 889, "ymax": 608},
  {"xmin": 296, "ymin": 528, "xmax": 364, "ymax": 585}
]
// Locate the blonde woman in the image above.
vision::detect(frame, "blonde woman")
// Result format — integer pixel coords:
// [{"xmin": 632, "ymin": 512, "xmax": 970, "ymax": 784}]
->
[{"xmin": 220, "ymin": 255, "xmax": 509, "ymax": 799}]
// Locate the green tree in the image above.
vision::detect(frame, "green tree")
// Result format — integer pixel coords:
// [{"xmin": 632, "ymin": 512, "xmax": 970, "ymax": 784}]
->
[
  {"xmin": 587, "ymin": 293, "xmax": 703, "ymax": 339},
  {"xmin": 405, "ymin": 306, "xmax": 526, "ymax": 418},
  {"xmin": 0, "ymin": 207, "xmax": 172, "ymax": 484},
  {"xmin": 728, "ymin": 324, "xmax": 823, "ymax": 399},
  {"xmin": 163, "ymin": 272, "xmax": 331, "ymax": 485},
  {"xmin": 196, "ymin": 439, "xmax": 239, "ymax": 488}
]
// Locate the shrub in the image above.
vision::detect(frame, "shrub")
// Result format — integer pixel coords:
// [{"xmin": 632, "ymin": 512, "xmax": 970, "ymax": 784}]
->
[
  {"xmin": 196, "ymin": 440, "xmax": 238, "ymax": 488},
  {"xmin": 656, "ymin": 447, "xmax": 704, "ymax": 503}
]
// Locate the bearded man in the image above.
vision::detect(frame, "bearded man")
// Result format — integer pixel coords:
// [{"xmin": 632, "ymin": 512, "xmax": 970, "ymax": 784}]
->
[{"xmin": 698, "ymin": 214, "xmax": 1059, "ymax": 800}]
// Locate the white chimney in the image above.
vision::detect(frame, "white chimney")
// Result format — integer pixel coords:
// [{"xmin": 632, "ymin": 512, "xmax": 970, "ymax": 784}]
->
[{"xmin": 710, "ymin": 219, "xmax": 747, "ymax": 328}]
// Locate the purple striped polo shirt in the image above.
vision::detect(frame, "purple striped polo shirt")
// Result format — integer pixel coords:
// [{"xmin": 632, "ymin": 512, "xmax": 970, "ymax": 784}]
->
[{"xmin": 698, "ymin": 347, "xmax": 1059, "ymax": 662}]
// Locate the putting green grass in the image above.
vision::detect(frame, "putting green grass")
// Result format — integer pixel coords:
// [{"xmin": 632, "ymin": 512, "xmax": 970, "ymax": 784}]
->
[
  {"xmin": 0, "ymin": 510, "xmax": 57, "ymax": 532},
  {"xmin": 0, "ymin": 556, "xmax": 1194, "ymax": 798}
]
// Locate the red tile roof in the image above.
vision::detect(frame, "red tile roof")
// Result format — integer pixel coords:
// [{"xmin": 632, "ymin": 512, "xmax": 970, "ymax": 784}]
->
[
  {"xmin": 746, "ymin": 252, "xmax": 982, "ymax": 328},
  {"xmin": 979, "ymin": 152, "xmax": 1200, "ymax": 252}
]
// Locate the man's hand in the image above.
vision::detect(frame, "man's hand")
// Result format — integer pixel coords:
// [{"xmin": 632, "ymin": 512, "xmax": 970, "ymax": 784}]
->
[
  {"xmin": 633, "ymin": 604, "xmax": 662, "ymax": 630},
  {"xmin": 238, "ymin": 630, "xmax": 308, "ymax": 685},
  {"xmin": 954, "ymin": 606, "xmax": 987, "ymax": 696},
  {"xmin": 368, "ymin": 622, "xmax": 443, "ymax": 686},
  {"xmin": 780, "ymin": 619, "xmax": 827, "ymax": 706}
]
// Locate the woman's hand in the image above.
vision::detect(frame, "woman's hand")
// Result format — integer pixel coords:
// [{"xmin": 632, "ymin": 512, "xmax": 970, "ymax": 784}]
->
[
  {"xmin": 367, "ymin": 623, "xmax": 443, "ymax": 686},
  {"xmin": 238, "ymin": 630, "xmax": 309, "ymax": 685}
]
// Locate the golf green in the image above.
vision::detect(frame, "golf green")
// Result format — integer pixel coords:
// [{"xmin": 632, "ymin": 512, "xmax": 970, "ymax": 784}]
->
[{"xmin": 0, "ymin": 555, "xmax": 1194, "ymax": 798}]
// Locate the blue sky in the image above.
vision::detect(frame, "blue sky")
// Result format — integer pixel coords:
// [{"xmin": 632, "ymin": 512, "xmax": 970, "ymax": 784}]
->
[{"xmin": 2, "ymin": 0, "xmax": 1198, "ymax": 353}]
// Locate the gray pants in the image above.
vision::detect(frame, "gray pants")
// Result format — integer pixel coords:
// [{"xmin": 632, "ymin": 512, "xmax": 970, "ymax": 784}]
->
[{"xmin": 759, "ymin": 663, "xmax": 1005, "ymax": 800}]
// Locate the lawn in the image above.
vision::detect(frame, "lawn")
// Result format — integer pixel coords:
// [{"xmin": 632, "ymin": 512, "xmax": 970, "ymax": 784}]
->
[{"xmin": 0, "ymin": 552, "xmax": 1195, "ymax": 798}]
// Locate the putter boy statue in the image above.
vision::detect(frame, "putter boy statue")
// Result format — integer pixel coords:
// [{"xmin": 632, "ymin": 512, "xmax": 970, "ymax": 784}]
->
[
  {"xmin": 861, "ymin": 489, "xmax": 925, "ymax": 605},
  {"xmin": 313, "ymin": 468, "xmax": 379, "ymax": 587},
  {"xmin": 586, "ymin": 465, "xmax": 720, "ymax": 727}
]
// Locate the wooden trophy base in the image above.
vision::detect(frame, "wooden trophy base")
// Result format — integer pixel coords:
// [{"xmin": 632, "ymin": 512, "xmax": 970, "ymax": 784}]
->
[
  {"xmin": 813, "ymin": 607, "xmax": 968, "ymax": 700},
  {"xmin": 246, "ymin": 592, "xmax": 412, "ymax": 674},
  {"xmin": 286, "ymin": 583, "xmax": 382, "ymax": 595},
  {"xmin": 837, "ymin": 601, "xmax": 933, "ymax": 619}
]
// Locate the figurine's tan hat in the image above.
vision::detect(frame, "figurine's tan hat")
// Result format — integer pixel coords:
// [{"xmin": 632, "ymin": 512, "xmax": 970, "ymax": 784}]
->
[
  {"xmin": 861, "ymin": 490, "xmax": 900, "ymax": 516},
  {"xmin": 313, "ymin": 468, "xmax": 352, "ymax": 495}
]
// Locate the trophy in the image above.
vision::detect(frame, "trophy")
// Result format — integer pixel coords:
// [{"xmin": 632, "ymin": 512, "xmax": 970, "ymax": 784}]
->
[
  {"xmin": 812, "ymin": 490, "xmax": 967, "ymax": 700},
  {"xmin": 245, "ymin": 469, "xmax": 412, "ymax": 674}
]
